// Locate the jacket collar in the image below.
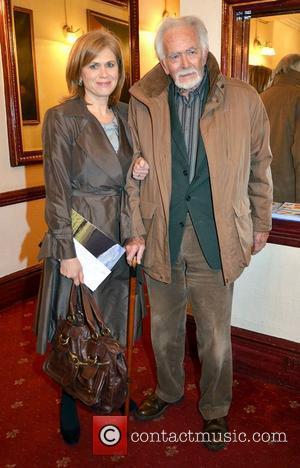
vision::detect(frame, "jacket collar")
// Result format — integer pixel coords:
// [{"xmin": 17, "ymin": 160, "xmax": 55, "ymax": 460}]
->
[
  {"xmin": 130, "ymin": 52, "xmax": 225, "ymax": 104},
  {"xmin": 273, "ymin": 70, "xmax": 300, "ymax": 87},
  {"xmin": 60, "ymin": 96, "xmax": 126, "ymax": 119}
]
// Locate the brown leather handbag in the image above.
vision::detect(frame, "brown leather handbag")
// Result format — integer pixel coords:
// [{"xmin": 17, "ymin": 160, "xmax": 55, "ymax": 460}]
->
[{"xmin": 43, "ymin": 284, "xmax": 127, "ymax": 414}]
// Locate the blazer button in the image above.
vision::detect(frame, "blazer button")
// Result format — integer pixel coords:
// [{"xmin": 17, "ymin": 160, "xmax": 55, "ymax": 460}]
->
[
  {"xmin": 185, "ymin": 195, "xmax": 191, "ymax": 201},
  {"xmin": 179, "ymin": 222, "xmax": 184, "ymax": 227},
  {"xmin": 183, "ymin": 169, "xmax": 188, "ymax": 176}
]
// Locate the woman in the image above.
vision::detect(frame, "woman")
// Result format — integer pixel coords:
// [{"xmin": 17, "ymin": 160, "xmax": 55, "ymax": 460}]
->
[{"xmin": 34, "ymin": 29, "xmax": 143, "ymax": 445}]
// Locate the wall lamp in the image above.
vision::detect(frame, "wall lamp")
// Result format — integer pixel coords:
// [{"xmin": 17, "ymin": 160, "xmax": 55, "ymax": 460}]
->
[
  {"xmin": 63, "ymin": 24, "xmax": 80, "ymax": 44},
  {"xmin": 254, "ymin": 37, "xmax": 276, "ymax": 56},
  {"xmin": 63, "ymin": 0, "xmax": 80, "ymax": 44}
]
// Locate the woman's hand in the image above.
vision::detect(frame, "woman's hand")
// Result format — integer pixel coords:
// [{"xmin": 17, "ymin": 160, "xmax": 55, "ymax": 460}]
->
[
  {"xmin": 132, "ymin": 157, "xmax": 149, "ymax": 181},
  {"xmin": 60, "ymin": 257, "xmax": 84, "ymax": 286}
]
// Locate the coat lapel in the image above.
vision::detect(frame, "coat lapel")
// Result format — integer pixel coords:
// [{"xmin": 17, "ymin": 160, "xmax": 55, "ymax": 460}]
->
[
  {"xmin": 76, "ymin": 120, "xmax": 123, "ymax": 185},
  {"xmin": 117, "ymin": 118, "xmax": 132, "ymax": 176},
  {"xmin": 74, "ymin": 104, "xmax": 124, "ymax": 185},
  {"xmin": 65, "ymin": 98, "xmax": 123, "ymax": 184}
]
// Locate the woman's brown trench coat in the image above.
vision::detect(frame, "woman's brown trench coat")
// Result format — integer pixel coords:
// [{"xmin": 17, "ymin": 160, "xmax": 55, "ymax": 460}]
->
[{"xmin": 34, "ymin": 97, "xmax": 144, "ymax": 354}]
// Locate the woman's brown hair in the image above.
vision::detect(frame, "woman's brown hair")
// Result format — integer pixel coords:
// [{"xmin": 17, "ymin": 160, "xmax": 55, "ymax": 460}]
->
[
  {"xmin": 248, "ymin": 65, "xmax": 272, "ymax": 94},
  {"xmin": 66, "ymin": 29, "xmax": 125, "ymax": 107}
]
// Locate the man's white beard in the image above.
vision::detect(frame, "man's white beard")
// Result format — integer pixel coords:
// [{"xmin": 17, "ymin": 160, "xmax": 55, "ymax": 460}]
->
[{"xmin": 174, "ymin": 67, "xmax": 203, "ymax": 90}]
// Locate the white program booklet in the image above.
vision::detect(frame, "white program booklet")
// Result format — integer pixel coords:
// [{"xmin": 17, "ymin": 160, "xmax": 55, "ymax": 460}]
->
[
  {"xmin": 72, "ymin": 210, "xmax": 125, "ymax": 291},
  {"xmin": 73, "ymin": 239, "xmax": 111, "ymax": 291}
]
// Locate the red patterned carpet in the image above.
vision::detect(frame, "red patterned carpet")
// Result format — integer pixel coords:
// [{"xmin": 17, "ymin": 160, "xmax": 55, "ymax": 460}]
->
[{"xmin": 0, "ymin": 298, "xmax": 299, "ymax": 468}]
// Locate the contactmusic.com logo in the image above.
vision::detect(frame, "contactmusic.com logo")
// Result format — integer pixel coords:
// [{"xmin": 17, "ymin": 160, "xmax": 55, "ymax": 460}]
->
[{"xmin": 93, "ymin": 416, "xmax": 128, "ymax": 455}]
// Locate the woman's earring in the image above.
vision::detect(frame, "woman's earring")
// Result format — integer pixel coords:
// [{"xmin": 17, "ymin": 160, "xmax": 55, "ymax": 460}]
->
[{"xmin": 78, "ymin": 78, "xmax": 83, "ymax": 86}]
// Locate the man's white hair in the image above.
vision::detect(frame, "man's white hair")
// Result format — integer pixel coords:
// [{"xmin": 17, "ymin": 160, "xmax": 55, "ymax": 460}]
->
[
  {"xmin": 154, "ymin": 16, "xmax": 209, "ymax": 61},
  {"xmin": 274, "ymin": 54, "xmax": 300, "ymax": 75}
]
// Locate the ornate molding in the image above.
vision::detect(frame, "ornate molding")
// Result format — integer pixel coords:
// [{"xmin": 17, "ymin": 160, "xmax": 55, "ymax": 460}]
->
[
  {"xmin": 100, "ymin": 0, "xmax": 128, "ymax": 7},
  {"xmin": 269, "ymin": 218, "xmax": 300, "ymax": 248},
  {"xmin": 187, "ymin": 316, "xmax": 300, "ymax": 390},
  {"xmin": 129, "ymin": 0, "xmax": 140, "ymax": 83},
  {"xmin": 0, "ymin": 264, "xmax": 42, "ymax": 311},
  {"xmin": 0, "ymin": 186, "xmax": 45, "ymax": 207}
]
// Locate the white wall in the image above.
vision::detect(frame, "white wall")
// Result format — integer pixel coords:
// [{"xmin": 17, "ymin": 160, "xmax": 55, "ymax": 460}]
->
[
  {"xmin": 180, "ymin": 0, "xmax": 222, "ymax": 62},
  {"xmin": 139, "ymin": 0, "xmax": 180, "ymax": 77},
  {"xmin": 0, "ymin": 199, "xmax": 46, "ymax": 276},
  {"xmin": 232, "ymin": 244, "xmax": 300, "ymax": 343}
]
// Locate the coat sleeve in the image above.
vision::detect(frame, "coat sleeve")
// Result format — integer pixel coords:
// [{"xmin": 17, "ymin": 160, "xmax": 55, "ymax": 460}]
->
[
  {"xmin": 124, "ymin": 97, "xmax": 147, "ymax": 238},
  {"xmin": 38, "ymin": 108, "xmax": 76, "ymax": 260},
  {"xmin": 292, "ymin": 96, "xmax": 300, "ymax": 202},
  {"xmin": 117, "ymin": 101, "xmax": 138, "ymax": 242},
  {"xmin": 248, "ymin": 92, "xmax": 273, "ymax": 232}
]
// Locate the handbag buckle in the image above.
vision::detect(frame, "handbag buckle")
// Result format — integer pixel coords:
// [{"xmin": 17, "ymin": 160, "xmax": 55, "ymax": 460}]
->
[
  {"xmin": 59, "ymin": 334, "xmax": 70, "ymax": 346},
  {"xmin": 91, "ymin": 332, "xmax": 99, "ymax": 341},
  {"xmin": 68, "ymin": 350, "xmax": 109, "ymax": 368},
  {"xmin": 100, "ymin": 327, "xmax": 111, "ymax": 337}
]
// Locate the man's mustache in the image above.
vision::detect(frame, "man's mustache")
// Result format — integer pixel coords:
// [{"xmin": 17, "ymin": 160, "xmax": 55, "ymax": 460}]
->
[{"xmin": 176, "ymin": 67, "xmax": 199, "ymax": 78}]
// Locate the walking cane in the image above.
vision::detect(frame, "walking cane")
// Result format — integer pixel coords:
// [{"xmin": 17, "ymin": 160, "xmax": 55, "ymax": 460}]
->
[{"xmin": 125, "ymin": 257, "xmax": 137, "ymax": 417}]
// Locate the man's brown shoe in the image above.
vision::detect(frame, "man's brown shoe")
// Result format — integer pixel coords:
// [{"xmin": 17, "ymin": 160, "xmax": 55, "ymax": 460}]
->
[
  {"xmin": 202, "ymin": 417, "xmax": 228, "ymax": 452},
  {"xmin": 134, "ymin": 393, "xmax": 182, "ymax": 421}
]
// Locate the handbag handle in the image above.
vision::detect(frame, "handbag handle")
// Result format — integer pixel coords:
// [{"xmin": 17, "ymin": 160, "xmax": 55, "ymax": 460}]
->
[
  {"xmin": 69, "ymin": 284, "xmax": 111, "ymax": 339},
  {"xmin": 82, "ymin": 285, "xmax": 111, "ymax": 334}
]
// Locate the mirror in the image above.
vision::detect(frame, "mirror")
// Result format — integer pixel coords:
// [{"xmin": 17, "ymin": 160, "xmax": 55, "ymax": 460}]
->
[
  {"xmin": 222, "ymin": 1, "xmax": 300, "ymax": 78},
  {"xmin": 249, "ymin": 14, "xmax": 300, "ymax": 204},
  {"xmin": 0, "ymin": 0, "xmax": 140, "ymax": 166},
  {"xmin": 247, "ymin": 14, "xmax": 300, "ymax": 92},
  {"xmin": 222, "ymin": 0, "xmax": 300, "ymax": 247}
]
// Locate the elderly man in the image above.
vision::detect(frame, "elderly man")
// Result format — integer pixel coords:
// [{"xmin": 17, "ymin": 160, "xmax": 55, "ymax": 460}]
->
[
  {"xmin": 126, "ymin": 16, "xmax": 272, "ymax": 451},
  {"xmin": 261, "ymin": 54, "xmax": 300, "ymax": 203}
]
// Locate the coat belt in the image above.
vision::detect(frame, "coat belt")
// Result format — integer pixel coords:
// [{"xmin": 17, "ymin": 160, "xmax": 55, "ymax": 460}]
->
[{"xmin": 72, "ymin": 188, "xmax": 122, "ymax": 197}]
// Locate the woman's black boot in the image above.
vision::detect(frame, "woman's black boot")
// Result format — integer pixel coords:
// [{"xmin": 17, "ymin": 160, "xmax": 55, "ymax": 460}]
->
[
  {"xmin": 60, "ymin": 390, "xmax": 80, "ymax": 445},
  {"xmin": 120, "ymin": 398, "xmax": 138, "ymax": 415}
]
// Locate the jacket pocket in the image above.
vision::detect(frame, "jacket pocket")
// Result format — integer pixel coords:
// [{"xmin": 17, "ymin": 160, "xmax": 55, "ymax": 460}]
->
[
  {"xmin": 140, "ymin": 201, "xmax": 157, "ymax": 238},
  {"xmin": 139, "ymin": 201, "xmax": 158, "ymax": 269},
  {"xmin": 233, "ymin": 198, "xmax": 253, "ymax": 265}
]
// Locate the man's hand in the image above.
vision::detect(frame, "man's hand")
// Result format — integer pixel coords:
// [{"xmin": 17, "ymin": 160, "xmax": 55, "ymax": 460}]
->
[
  {"xmin": 60, "ymin": 257, "xmax": 84, "ymax": 285},
  {"xmin": 125, "ymin": 237, "xmax": 145, "ymax": 265},
  {"xmin": 132, "ymin": 157, "xmax": 149, "ymax": 181},
  {"xmin": 252, "ymin": 231, "xmax": 269, "ymax": 255}
]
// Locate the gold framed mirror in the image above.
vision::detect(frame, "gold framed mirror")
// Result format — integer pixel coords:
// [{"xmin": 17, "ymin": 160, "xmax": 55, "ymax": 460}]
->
[
  {"xmin": 222, "ymin": 0, "xmax": 300, "ymax": 80},
  {"xmin": 222, "ymin": 0, "xmax": 300, "ymax": 247}
]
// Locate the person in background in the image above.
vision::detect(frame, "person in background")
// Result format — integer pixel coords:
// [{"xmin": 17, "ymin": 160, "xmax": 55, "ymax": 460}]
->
[
  {"xmin": 261, "ymin": 54, "xmax": 300, "ymax": 203},
  {"xmin": 34, "ymin": 29, "xmax": 144, "ymax": 445},
  {"xmin": 125, "ymin": 15, "xmax": 273, "ymax": 452},
  {"xmin": 248, "ymin": 64, "xmax": 272, "ymax": 93}
]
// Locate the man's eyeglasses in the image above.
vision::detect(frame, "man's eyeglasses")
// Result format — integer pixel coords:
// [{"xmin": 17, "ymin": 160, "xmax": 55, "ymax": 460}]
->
[{"xmin": 166, "ymin": 48, "xmax": 201, "ymax": 64}]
